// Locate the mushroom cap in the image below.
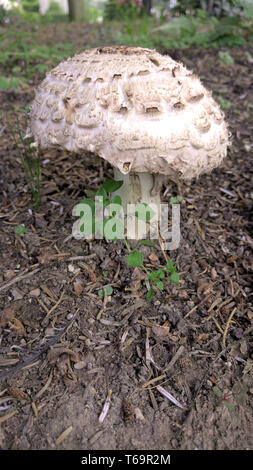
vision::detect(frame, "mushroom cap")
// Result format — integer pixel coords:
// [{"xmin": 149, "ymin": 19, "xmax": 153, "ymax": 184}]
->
[{"xmin": 28, "ymin": 46, "xmax": 229, "ymax": 180}]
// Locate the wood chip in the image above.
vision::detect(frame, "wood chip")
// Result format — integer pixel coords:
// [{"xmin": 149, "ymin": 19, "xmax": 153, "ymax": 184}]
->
[
  {"xmin": 141, "ymin": 374, "xmax": 167, "ymax": 389},
  {"xmin": 55, "ymin": 425, "xmax": 73, "ymax": 446},
  {"xmin": 73, "ymin": 281, "xmax": 83, "ymax": 296},
  {"xmin": 9, "ymin": 317, "xmax": 26, "ymax": 336},
  {"xmin": 47, "ymin": 347, "xmax": 79, "ymax": 364},
  {"xmin": 156, "ymin": 385, "xmax": 184, "ymax": 409},
  {"xmin": 29, "ymin": 288, "xmax": 41, "ymax": 297},
  {"xmin": 31, "ymin": 401, "xmax": 38, "ymax": 417},
  {"xmin": 222, "ymin": 307, "xmax": 237, "ymax": 348},
  {"xmin": 88, "ymin": 430, "xmax": 104, "ymax": 445},
  {"xmin": 98, "ymin": 389, "xmax": 112, "ymax": 424},
  {"xmin": 0, "ymin": 267, "xmax": 40, "ymax": 292},
  {"xmin": 34, "ymin": 371, "xmax": 53, "ymax": 400},
  {"xmin": 74, "ymin": 361, "xmax": 86, "ymax": 370},
  {"xmin": 148, "ymin": 388, "xmax": 158, "ymax": 410},
  {"xmin": 151, "ymin": 321, "xmax": 170, "ymax": 338},
  {"xmin": 0, "ymin": 357, "xmax": 20, "ymax": 367},
  {"xmin": 0, "ymin": 410, "xmax": 18, "ymax": 424},
  {"xmin": 0, "ymin": 307, "xmax": 15, "ymax": 327}
]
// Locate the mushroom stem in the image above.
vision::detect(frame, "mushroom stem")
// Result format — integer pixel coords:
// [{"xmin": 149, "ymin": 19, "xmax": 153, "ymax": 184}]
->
[{"xmin": 113, "ymin": 168, "xmax": 165, "ymax": 240}]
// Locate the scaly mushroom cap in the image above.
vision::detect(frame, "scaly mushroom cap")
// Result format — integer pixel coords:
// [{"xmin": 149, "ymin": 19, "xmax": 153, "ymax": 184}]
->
[{"xmin": 28, "ymin": 46, "xmax": 229, "ymax": 179}]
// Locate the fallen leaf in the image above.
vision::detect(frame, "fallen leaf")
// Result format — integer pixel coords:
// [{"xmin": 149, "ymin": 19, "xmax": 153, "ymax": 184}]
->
[
  {"xmin": 151, "ymin": 320, "xmax": 170, "ymax": 338},
  {"xmin": 0, "ymin": 410, "xmax": 18, "ymax": 424},
  {"xmin": 129, "ymin": 267, "xmax": 146, "ymax": 291},
  {"xmin": 227, "ymin": 255, "xmax": 238, "ymax": 264},
  {"xmin": 210, "ymin": 268, "xmax": 217, "ymax": 279},
  {"xmin": 196, "ymin": 333, "xmax": 209, "ymax": 343},
  {"xmin": 0, "ymin": 307, "xmax": 15, "ymax": 327},
  {"xmin": 29, "ymin": 288, "xmax": 41, "ymax": 297},
  {"xmin": 131, "ymin": 267, "xmax": 146, "ymax": 281},
  {"xmin": 74, "ymin": 361, "xmax": 86, "ymax": 370},
  {"xmin": 55, "ymin": 426, "xmax": 73, "ymax": 446},
  {"xmin": 197, "ymin": 278, "xmax": 212, "ymax": 295},
  {"xmin": 11, "ymin": 288, "xmax": 24, "ymax": 300},
  {"xmin": 73, "ymin": 281, "xmax": 83, "ymax": 297},
  {"xmin": 37, "ymin": 248, "xmax": 55, "ymax": 265},
  {"xmin": 148, "ymin": 253, "xmax": 159, "ymax": 263},
  {"xmin": 3, "ymin": 270, "xmax": 15, "ymax": 280},
  {"xmin": 242, "ymin": 359, "xmax": 253, "ymax": 375},
  {"xmin": 9, "ymin": 317, "xmax": 26, "ymax": 336},
  {"xmin": 47, "ymin": 347, "xmax": 79, "ymax": 364}
]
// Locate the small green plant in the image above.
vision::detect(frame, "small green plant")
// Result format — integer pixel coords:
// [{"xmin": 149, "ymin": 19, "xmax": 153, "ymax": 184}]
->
[
  {"xmin": 124, "ymin": 241, "xmax": 179, "ymax": 300},
  {"xmin": 14, "ymin": 224, "xmax": 28, "ymax": 236},
  {"xmin": 169, "ymin": 195, "xmax": 183, "ymax": 204},
  {"xmin": 7, "ymin": 116, "xmax": 41, "ymax": 211},
  {"xmin": 216, "ymin": 95, "xmax": 234, "ymax": 110},
  {"xmin": 0, "ymin": 76, "xmax": 20, "ymax": 90},
  {"xmin": 218, "ymin": 50, "xmax": 234, "ymax": 66},
  {"xmin": 212, "ymin": 381, "xmax": 248, "ymax": 411},
  {"xmin": 74, "ymin": 178, "xmax": 180, "ymax": 300},
  {"xmin": 98, "ymin": 285, "xmax": 114, "ymax": 297},
  {"xmin": 212, "ymin": 385, "xmax": 235, "ymax": 411}
]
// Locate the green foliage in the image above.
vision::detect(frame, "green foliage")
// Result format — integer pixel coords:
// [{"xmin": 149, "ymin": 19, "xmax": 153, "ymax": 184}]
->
[
  {"xmin": 88, "ymin": 7, "xmax": 103, "ymax": 23},
  {"xmin": 116, "ymin": 16, "xmax": 156, "ymax": 47},
  {"xmin": 116, "ymin": 5, "xmax": 253, "ymax": 49},
  {"xmin": 233, "ymin": 0, "xmax": 253, "ymax": 18},
  {"xmin": 152, "ymin": 14, "xmax": 248, "ymax": 48},
  {"xmin": 22, "ymin": 0, "xmax": 40, "ymax": 13},
  {"xmin": 98, "ymin": 285, "xmax": 114, "ymax": 297},
  {"xmin": 171, "ymin": 0, "xmax": 244, "ymax": 18},
  {"xmin": 46, "ymin": 1, "xmax": 64, "ymax": 15},
  {"xmin": 211, "ymin": 383, "xmax": 248, "ymax": 411},
  {"xmin": 216, "ymin": 95, "xmax": 233, "ymax": 110},
  {"xmin": 212, "ymin": 381, "xmax": 249, "ymax": 410},
  {"xmin": 126, "ymin": 251, "xmax": 144, "ymax": 267},
  {"xmin": 14, "ymin": 224, "xmax": 28, "ymax": 236},
  {"xmin": 171, "ymin": 0, "xmax": 202, "ymax": 15},
  {"xmin": 74, "ymin": 178, "xmax": 180, "ymax": 301},
  {"xmin": 169, "ymin": 195, "xmax": 183, "ymax": 204},
  {"xmin": 0, "ymin": 29, "xmax": 75, "ymax": 84},
  {"xmin": 0, "ymin": 76, "xmax": 20, "ymax": 89},
  {"xmin": 41, "ymin": 0, "xmax": 68, "ymax": 23},
  {"xmin": 135, "ymin": 202, "xmax": 155, "ymax": 223},
  {"xmin": 104, "ymin": 0, "xmax": 142, "ymax": 21},
  {"xmin": 218, "ymin": 50, "xmax": 234, "ymax": 65},
  {"xmin": 101, "ymin": 179, "xmax": 124, "ymax": 193},
  {"xmin": 7, "ymin": 116, "xmax": 41, "ymax": 211},
  {"xmin": 143, "ymin": 259, "xmax": 179, "ymax": 300},
  {"xmin": 0, "ymin": 5, "xmax": 6, "ymax": 25}
]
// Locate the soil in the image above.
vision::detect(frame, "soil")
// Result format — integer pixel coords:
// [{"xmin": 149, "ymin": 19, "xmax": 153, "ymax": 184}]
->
[{"xmin": 0, "ymin": 23, "xmax": 252, "ymax": 451}]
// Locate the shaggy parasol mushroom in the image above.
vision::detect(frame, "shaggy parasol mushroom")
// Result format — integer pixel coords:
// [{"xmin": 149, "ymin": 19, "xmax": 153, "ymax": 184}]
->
[{"xmin": 27, "ymin": 46, "xmax": 229, "ymax": 238}]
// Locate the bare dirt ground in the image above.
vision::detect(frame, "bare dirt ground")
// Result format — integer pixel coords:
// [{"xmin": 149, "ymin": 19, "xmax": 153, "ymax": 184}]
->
[{"xmin": 0, "ymin": 23, "xmax": 252, "ymax": 450}]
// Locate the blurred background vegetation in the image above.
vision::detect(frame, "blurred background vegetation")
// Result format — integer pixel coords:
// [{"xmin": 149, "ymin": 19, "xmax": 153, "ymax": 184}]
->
[{"xmin": 0, "ymin": 0, "xmax": 253, "ymax": 90}]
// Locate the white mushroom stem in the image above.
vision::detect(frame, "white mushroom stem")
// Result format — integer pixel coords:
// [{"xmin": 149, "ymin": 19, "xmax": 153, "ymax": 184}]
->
[{"xmin": 113, "ymin": 168, "xmax": 165, "ymax": 240}]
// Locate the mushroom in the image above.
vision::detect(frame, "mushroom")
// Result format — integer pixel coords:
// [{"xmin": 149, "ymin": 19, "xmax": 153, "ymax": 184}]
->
[{"xmin": 27, "ymin": 46, "xmax": 229, "ymax": 239}]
